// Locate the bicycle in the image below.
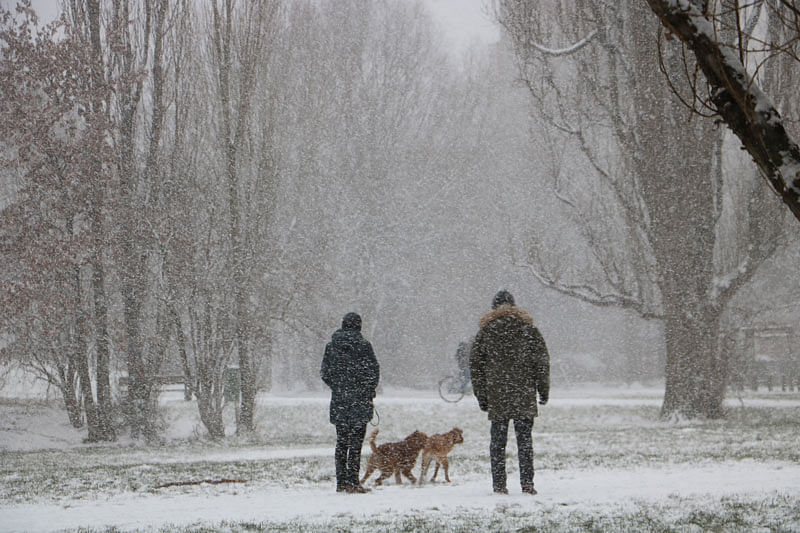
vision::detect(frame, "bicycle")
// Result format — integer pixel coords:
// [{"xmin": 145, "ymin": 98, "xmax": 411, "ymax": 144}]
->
[{"xmin": 438, "ymin": 374, "xmax": 470, "ymax": 403}]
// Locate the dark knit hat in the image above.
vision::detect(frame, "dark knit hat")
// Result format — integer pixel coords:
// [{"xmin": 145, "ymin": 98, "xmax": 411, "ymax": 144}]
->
[
  {"xmin": 341, "ymin": 312, "xmax": 362, "ymax": 331},
  {"xmin": 492, "ymin": 290, "xmax": 515, "ymax": 309}
]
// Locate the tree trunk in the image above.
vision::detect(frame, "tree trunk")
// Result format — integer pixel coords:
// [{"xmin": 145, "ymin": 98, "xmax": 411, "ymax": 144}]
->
[
  {"xmin": 699, "ymin": 315, "xmax": 727, "ymax": 418},
  {"xmin": 197, "ymin": 400, "xmax": 225, "ymax": 439},
  {"xmin": 197, "ymin": 369, "xmax": 225, "ymax": 439},
  {"xmin": 76, "ymin": 342, "xmax": 101, "ymax": 442},
  {"xmin": 60, "ymin": 364, "xmax": 83, "ymax": 429},
  {"xmin": 229, "ymin": 149, "xmax": 255, "ymax": 434},
  {"xmin": 63, "ymin": 390, "xmax": 83, "ymax": 429},
  {"xmin": 69, "ymin": 212, "xmax": 103, "ymax": 441},
  {"xmin": 661, "ymin": 313, "xmax": 707, "ymax": 418},
  {"xmin": 92, "ymin": 272, "xmax": 114, "ymax": 440},
  {"xmin": 230, "ymin": 168, "xmax": 255, "ymax": 433},
  {"xmin": 195, "ymin": 305, "xmax": 227, "ymax": 439},
  {"xmin": 73, "ymin": 306, "xmax": 103, "ymax": 442},
  {"xmin": 631, "ymin": 15, "xmax": 721, "ymax": 418},
  {"xmin": 171, "ymin": 306, "xmax": 194, "ymax": 402},
  {"xmin": 119, "ymin": 113, "xmax": 158, "ymax": 441},
  {"xmin": 210, "ymin": 0, "xmax": 261, "ymax": 434},
  {"xmin": 88, "ymin": 130, "xmax": 114, "ymax": 441},
  {"xmin": 661, "ymin": 304, "xmax": 721, "ymax": 419},
  {"xmin": 105, "ymin": 0, "xmax": 159, "ymax": 442},
  {"xmin": 86, "ymin": 0, "xmax": 114, "ymax": 442},
  {"xmin": 120, "ymin": 246, "xmax": 159, "ymax": 440}
]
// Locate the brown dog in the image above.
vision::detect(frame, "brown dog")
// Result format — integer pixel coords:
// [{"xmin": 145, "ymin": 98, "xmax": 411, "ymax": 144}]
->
[
  {"xmin": 418, "ymin": 427, "xmax": 464, "ymax": 484},
  {"xmin": 360, "ymin": 428, "xmax": 428, "ymax": 485}
]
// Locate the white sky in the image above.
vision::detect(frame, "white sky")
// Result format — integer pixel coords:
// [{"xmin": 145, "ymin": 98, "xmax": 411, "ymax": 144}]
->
[
  {"xmin": 1, "ymin": 0, "xmax": 58, "ymax": 20},
  {"xmin": 7, "ymin": 0, "xmax": 501, "ymax": 52},
  {"xmin": 425, "ymin": 0, "xmax": 500, "ymax": 51}
]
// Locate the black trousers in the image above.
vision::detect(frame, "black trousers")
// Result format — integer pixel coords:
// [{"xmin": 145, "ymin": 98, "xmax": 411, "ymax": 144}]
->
[
  {"xmin": 490, "ymin": 417, "xmax": 534, "ymax": 490},
  {"xmin": 334, "ymin": 423, "xmax": 367, "ymax": 488}
]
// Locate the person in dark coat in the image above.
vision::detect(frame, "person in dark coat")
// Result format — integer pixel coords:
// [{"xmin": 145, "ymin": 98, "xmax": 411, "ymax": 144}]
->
[
  {"xmin": 321, "ymin": 312, "xmax": 380, "ymax": 493},
  {"xmin": 455, "ymin": 340, "xmax": 472, "ymax": 391},
  {"xmin": 469, "ymin": 290, "xmax": 550, "ymax": 495}
]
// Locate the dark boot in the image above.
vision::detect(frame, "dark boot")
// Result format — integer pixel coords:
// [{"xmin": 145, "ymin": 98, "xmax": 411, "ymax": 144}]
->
[{"xmin": 346, "ymin": 484, "xmax": 371, "ymax": 493}]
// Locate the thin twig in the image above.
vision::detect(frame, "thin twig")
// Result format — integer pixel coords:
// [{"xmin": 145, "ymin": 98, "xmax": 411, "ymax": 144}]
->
[{"xmin": 154, "ymin": 478, "xmax": 247, "ymax": 489}]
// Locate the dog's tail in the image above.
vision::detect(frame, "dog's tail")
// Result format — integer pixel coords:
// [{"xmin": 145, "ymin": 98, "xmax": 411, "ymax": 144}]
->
[{"xmin": 368, "ymin": 429, "xmax": 379, "ymax": 453}]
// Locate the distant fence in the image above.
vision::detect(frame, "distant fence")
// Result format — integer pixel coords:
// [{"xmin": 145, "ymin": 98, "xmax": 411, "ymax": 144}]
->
[{"xmin": 728, "ymin": 327, "xmax": 800, "ymax": 392}]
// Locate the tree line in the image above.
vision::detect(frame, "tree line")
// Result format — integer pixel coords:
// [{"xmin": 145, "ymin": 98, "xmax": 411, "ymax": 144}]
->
[
  {"xmin": 0, "ymin": 0, "xmax": 511, "ymax": 440},
  {"xmin": 2, "ymin": 0, "xmax": 797, "ymax": 443},
  {"xmin": 493, "ymin": 0, "xmax": 799, "ymax": 419}
]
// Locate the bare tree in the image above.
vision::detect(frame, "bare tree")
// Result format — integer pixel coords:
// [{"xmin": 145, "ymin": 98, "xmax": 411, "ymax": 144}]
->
[
  {"xmin": 92, "ymin": 0, "xmax": 177, "ymax": 441},
  {"xmin": 61, "ymin": 0, "xmax": 117, "ymax": 441},
  {"xmin": 206, "ymin": 0, "xmax": 281, "ymax": 434},
  {"xmin": 0, "ymin": 3, "xmax": 117, "ymax": 438},
  {"xmin": 164, "ymin": 193, "xmax": 235, "ymax": 439},
  {"xmin": 495, "ymin": 0, "xmax": 786, "ymax": 418}
]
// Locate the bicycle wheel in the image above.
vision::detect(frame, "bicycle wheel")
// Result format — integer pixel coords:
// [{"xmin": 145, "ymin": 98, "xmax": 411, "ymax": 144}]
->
[{"xmin": 438, "ymin": 375, "xmax": 465, "ymax": 403}]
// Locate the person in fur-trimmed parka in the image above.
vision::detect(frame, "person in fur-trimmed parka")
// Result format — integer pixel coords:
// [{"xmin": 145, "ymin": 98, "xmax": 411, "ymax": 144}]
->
[{"xmin": 470, "ymin": 290, "xmax": 549, "ymax": 495}]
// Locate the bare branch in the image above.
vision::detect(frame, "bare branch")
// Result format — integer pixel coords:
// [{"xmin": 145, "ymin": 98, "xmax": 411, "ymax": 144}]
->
[{"xmin": 525, "ymin": 29, "xmax": 598, "ymax": 56}]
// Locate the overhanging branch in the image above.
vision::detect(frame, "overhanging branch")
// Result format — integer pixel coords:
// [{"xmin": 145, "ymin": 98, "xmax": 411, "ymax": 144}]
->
[
  {"xmin": 512, "ymin": 257, "xmax": 663, "ymax": 320},
  {"xmin": 645, "ymin": 0, "xmax": 800, "ymax": 222}
]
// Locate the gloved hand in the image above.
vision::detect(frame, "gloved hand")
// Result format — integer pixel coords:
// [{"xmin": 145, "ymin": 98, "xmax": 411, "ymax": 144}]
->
[
  {"xmin": 538, "ymin": 398, "xmax": 548, "ymax": 406},
  {"xmin": 478, "ymin": 396, "xmax": 488, "ymax": 411}
]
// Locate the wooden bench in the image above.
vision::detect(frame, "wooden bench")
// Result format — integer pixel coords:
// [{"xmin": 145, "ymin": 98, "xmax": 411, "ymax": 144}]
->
[{"xmin": 118, "ymin": 375, "xmax": 190, "ymax": 399}]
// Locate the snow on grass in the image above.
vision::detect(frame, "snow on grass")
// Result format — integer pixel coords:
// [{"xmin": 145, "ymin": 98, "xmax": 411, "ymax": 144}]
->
[
  {"xmin": 2, "ymin": 463, "xmax": 798, "ymax": 532},
  {"xmin": 0, "ymin": 386, "xmax": 799, "ymax": 531}
]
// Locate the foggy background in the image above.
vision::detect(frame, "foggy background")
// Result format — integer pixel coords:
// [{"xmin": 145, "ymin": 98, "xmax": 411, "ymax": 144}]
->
[{"xmin": 3, "ymin": 0, "xmax": 796, "ymax": 404}]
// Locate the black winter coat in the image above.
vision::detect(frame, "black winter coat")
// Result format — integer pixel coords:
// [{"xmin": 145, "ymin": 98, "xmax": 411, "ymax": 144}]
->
[
  {"xmin": 321, "ymin": 328, "xmax": 380, "ymax": 426},
  {"xmin": 470, "ymin": 304, "xmax": 550, "ymax": 421}
]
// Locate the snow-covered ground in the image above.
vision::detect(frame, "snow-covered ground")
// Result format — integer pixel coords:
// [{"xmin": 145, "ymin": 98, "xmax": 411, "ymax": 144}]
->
[
  {"xmin": 2, "ymin": 461, "xmax": 798, "ymax": 532},
  {"xmin": 2, "ymin": 457, "xmax": 799, "ymax": 532},
  {"xmin": 1, "ymin": 386, "xmax": 799, "ymax": 532}
]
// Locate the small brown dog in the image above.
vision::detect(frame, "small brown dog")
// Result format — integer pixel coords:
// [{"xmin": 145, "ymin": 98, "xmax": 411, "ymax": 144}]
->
[
  {"xmin": 360, "ymin": 428, "xmax": 428, "ymax": 485},
  {"xmin": 418, "ymin": 427, "xmax": 464, "ymax": 484}
]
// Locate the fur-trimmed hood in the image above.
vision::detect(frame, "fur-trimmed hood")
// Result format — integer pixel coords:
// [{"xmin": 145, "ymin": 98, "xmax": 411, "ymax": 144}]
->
[
  {"xmin": 471, "ymin": 303, "xmax": 549, "ymax": 422},
  {"xmin": 478, "ymin": 304, "xmax": 535, "ymax": 329}
]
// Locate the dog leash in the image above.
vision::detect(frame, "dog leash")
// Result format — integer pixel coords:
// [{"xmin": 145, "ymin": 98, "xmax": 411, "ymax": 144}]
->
[{"xmin": 370, "ymin": 404, "xmax": 380, "ymax": 427}]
